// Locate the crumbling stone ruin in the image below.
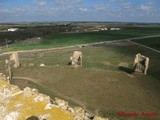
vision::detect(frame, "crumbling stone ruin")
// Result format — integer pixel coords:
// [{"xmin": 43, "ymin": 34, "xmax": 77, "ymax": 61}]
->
[
  {"xmin": 4, "ymin": 52, "xmax": 20, "ymax": 81},
  {"xmin": 5, "ymin": 52, "xmax": 20, "ymax": 68},
  {"xmin": 10, "ymin": 52, "xmax": 20, "ymax": 68},
  {"xmin": 70, "ymin": 51, "xmax": 82, "ymax": 66},
  {"xmin": 0, "ymin": 76, "xmax": 108, "ymax": 120},
  {"xmin": 133, "ymin": 53, "xmax": 149, "ymax": 74}
]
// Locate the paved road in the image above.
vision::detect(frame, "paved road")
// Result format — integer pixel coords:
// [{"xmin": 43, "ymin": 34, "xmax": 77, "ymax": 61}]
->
[{"xmin": 0, "ymin": 34, "xmax": 160, "ymax": 56}]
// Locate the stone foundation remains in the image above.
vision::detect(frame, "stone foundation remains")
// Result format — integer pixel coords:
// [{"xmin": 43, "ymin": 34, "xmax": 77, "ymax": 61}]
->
[
  {"xmin": 5, "ymin": 52, "xmax": 20, "ymax": 68},
  {"xmin": 133, "ymin": 53, "xmax": 149, "ymax": 74},
  {"xmin": 70, "ymin": 51, "xmax": 82, "ymax": 66}
]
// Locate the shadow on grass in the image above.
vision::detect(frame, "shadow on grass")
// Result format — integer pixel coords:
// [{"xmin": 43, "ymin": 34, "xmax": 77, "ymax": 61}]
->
[
  {"xmin": 118, "ymin": 66, "xmax": 134, "ymax": 74},
  {"xmin": 26, "ymin": 116, "xmax": 39, "ymax": 120}
]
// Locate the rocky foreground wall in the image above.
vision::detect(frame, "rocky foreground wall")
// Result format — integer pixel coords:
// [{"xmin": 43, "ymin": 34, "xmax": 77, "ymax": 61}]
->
[{"xmin": 0, "ymin": 74, "xmax": 108, "ymax": 120}]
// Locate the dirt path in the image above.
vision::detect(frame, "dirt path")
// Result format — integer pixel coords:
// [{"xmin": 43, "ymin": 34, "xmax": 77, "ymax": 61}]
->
[
  {"xmin": 35, "ymin": 47, "xmax": 79, "ymax": 60},
  {"xmin": 0, "ymin": 45, "xmax": 78, "ymax": 57},
  {"xmin": 0, "ymin": 35, "xmax": 160, "ymax": 57},
  {"xmin": 127, "ymin": 40, "xmax": 160, "ymax": 53}
]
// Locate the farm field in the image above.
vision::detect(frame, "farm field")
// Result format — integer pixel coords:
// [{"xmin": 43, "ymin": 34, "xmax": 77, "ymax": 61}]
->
[
  {"xmin": 0, "ymin": 41, "xmax": 160, "ymax": 120},
  {"xmin": 132, "ymin": 37, "xmax": 160, "ymax": 50},
  {"xmin": 2, "ymin": 27, "xmax": 160, "ymax": 51}
]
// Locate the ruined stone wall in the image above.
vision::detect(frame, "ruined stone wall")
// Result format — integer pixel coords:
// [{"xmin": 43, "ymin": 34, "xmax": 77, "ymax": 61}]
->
[
  {"xmin": 133, "ymin": 53, "xmax": 149, "ymax": 74},
  {"xmin": 9, "ymin": 52, "xmax": 20, "ymax": 68},
  {"xmin": 70, "ymin": 51, "xmax": 82, "ymax": 66}
]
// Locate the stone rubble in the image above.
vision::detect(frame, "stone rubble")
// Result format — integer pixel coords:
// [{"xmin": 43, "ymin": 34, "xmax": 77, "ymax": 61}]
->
[
  {"xmin": 74, "ymin": 107, "xmax": 85, "ymax": 120},
  {"xmin": 28, "ymin": 63, "xmax": 34, "ymax": 66},
  {"xmin": 94, "ymin": 116, "xmax": 109, "ymax": 120},
  {"xmin": 55, "ymin": 97, "xmax": 69, "ymax": 110},
  {"xmin": 23, "ymin": 87, "xmax": 38, "ymax": 97},
  {"xmin": 3, "ymin": 111, "xmax": 19, "ymax": 120},
  {"xmin": 40, "ymin": 63, "xmax": 45, "ymax": 67},
  {"xmin": 34, "ymin": 93, "xmax": 50, "ymax": 103},
  {"xmin": 45, "ymin": 103, "xmax": 58, "ymax": 110}
]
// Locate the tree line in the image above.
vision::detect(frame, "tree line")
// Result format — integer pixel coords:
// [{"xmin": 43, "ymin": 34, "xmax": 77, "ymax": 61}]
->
[{"xmin": 0, "ymin": 25, "xmax": 73, "ymax": 46}]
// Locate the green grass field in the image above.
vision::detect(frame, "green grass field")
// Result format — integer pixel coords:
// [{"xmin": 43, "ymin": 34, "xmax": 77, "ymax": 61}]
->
[
  {"xmin": 0, "ymin": 26, "xmax": 160, "ymax": 120},
  {"xmin": 2, "ymin": 27, "xmax": 160, "ymax": 51},
  {"xmin": 133, "ymin": 37, "xmax": 160, "ymax": 50},
  {"xmin": 0, "ymin": 41, "xmax": 160, "ymax": 120}
]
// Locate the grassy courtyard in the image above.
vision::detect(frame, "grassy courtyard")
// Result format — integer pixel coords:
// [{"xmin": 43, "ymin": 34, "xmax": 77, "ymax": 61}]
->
[{"xmin": 0, "ymin": 41, "xmax": 159, "ymax": 120}]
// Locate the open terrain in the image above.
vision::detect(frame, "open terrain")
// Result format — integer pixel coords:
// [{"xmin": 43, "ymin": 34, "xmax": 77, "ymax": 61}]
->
[
  {"xmin": 1, "ymin": 27, "xmax": 160, "ymax": 51},
  {"xmin": 0, "ymin": 25, "xmax": 160, "ymax": 120},
  {"xmin": 0, "ymin": 40, "xmax": 160, "ymax": 120},
  {"xmin": 132, "ymin": 37, "xmax": 160, "ymax": 50}
]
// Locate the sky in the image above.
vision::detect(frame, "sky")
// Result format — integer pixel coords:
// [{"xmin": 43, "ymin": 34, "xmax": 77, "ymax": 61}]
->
[{"xmin": 0, "ymin": 0, "xmax": 160, "ymax": 23}]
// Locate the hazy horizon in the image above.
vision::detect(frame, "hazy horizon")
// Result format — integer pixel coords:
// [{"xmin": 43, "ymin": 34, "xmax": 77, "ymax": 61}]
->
[
  {"xmin": 0, "ymin": 0, "xmax": 160, "ymax": 23},
  {"xmin": 1, "ymin": 21, "xmax": 160, "ymax": 24}
]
